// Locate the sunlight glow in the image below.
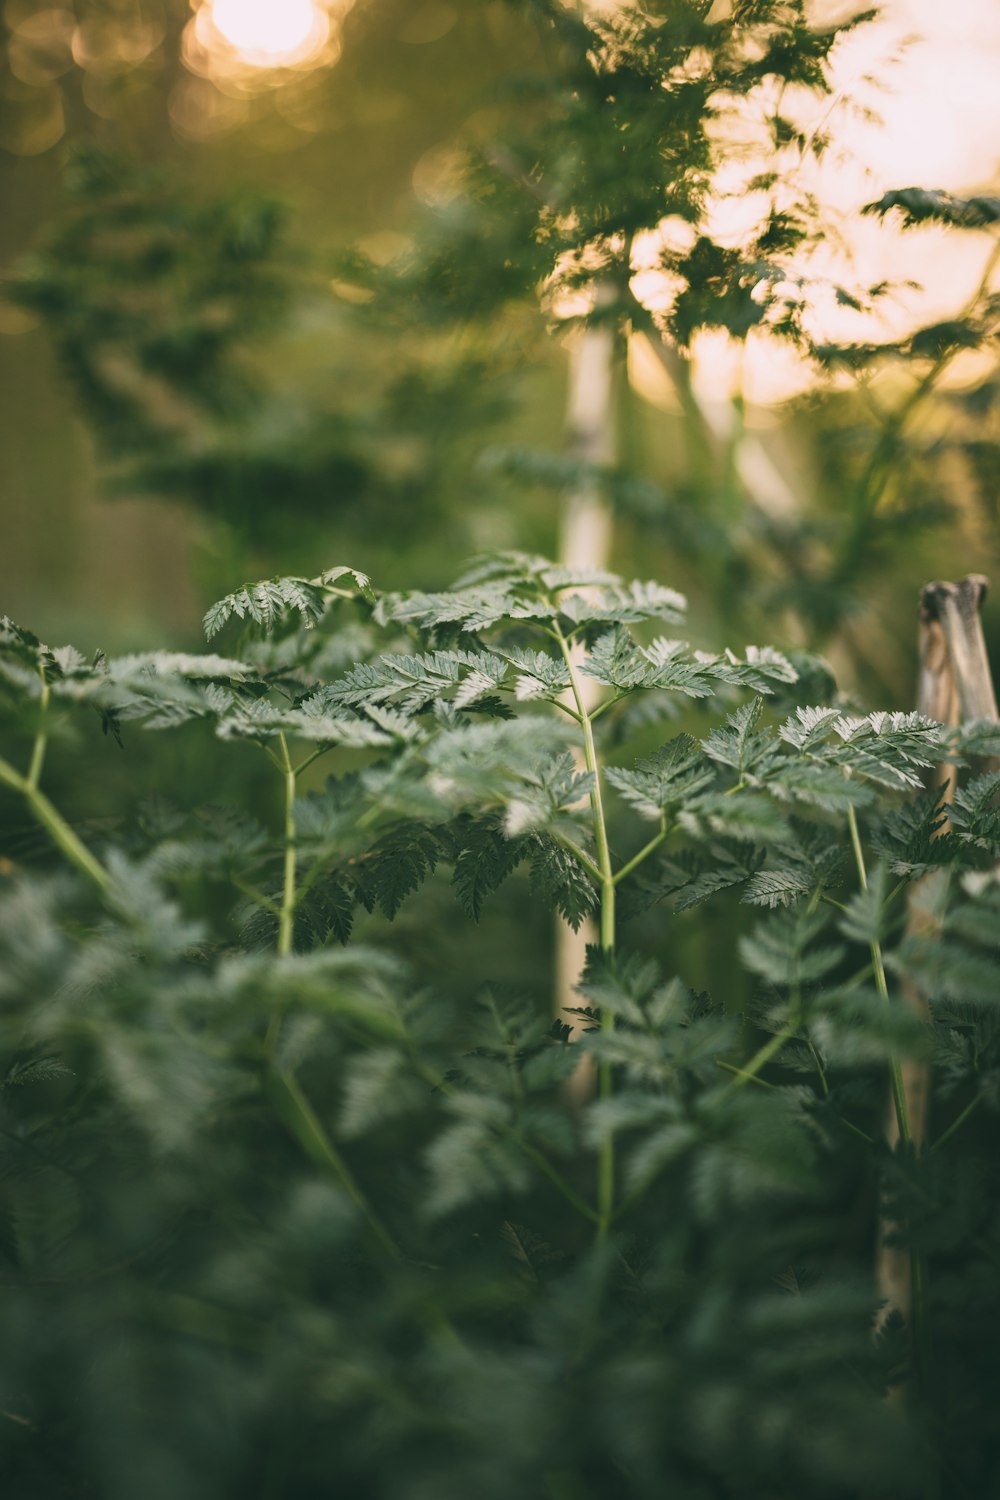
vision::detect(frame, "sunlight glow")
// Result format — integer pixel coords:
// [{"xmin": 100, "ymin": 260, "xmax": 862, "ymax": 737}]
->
[
  {"xmin": 208, "ymin": 0, "xmax": 323, "ymax": 69},
  {"xmin": 180, "ymin": 0, "xmax": 351, "ymax": 103},
  {"xmin": 621, "ymin": 0, "xmax": 1000, "ymax": 405}
]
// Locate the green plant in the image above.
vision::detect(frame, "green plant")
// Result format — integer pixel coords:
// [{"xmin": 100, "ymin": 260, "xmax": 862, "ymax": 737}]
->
[{"xmin": 2, "ymin": 554, "xmax": 1000, "ymax": 1498}]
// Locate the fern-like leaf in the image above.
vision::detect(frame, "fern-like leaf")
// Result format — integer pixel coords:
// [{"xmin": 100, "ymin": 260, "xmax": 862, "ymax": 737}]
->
[{"xmin": 204, "ymin": 568, "xmax": 372, "ymax": 640}]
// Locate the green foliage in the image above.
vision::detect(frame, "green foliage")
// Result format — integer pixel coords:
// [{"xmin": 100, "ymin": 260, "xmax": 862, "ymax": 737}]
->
[
  {"xmin": 864, "ymin": 187, "xmax": 1000, "ymax": 231},
  {"xmin": 14, "ymin": 0, "xmax": 1000, "ymax": 691},
  {"xmin": 6, "ymin": 4, "xmax": 1000, "ymax": 1495},
  {"xmin": 203, "ymin": 567, "xmax": 374, "ymax": 641},
  {"xmin": 2, "ymin": 550, "xmax": 1000, "ymax": 1499},
  {"xmin": 6, "ymin": 149, "xmax": 294, "ymax": 514}
]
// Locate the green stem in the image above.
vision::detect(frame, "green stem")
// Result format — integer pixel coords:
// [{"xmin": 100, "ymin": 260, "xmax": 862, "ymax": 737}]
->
[
  {"xmin": 846, "ymin": 804, "xmax": 912, "ymax": 1148},
  {"xmin": 232, "ymin": 877, "xmax": 281, "ymax": 918},
  {"xmin": 612, "ymin": 820, "xmax": 667, "ymax": 886},
  {"xmin": 27, "ymin": 668, "xmax": 50, "ymax": 792},
  {"xmin": 289, "ymin": 792, "xmax": 383, "ymax": 910},
  {"xmin": 277, "ymin": 733, "xmax": 297, "ymax": 961},
  {"xmin": 294, "ymin": 744, "xmax": 335, "ymax": 777},
  {"xmin": 554, "ymin": 623, "xmax": 616, "ymax": 1240},
  {"xmin": 552, "ymin": 829, "xmax": 603, "ymax": 884},
  {"xmin": 807, "ymin": 1037, "xmax": 830, "ymax": 1098},
  {"xmin": 588, "ymin": 694, "xmax": 624, "ymax": 724},
  {"xmin": 716, "ymin": 1059, "xmax": 781, "ymax": 1090},
  {"xmin": 0, "ymin": 756, "xmax": 110, "ymax": 894},
  {"xmin": 847, "ymin": 803, "xmax": 930, "ymax": 1390},
  {"xmin": 0, "ymin": 668, "xmax": 109, "ymax": 894},
  {"xmin": 519, "ymin": 1140, "xmax": 601, "ymax": 1226},
  {"xmin": 265, "ymin": 1068, "xmax": 401, "ymax": 1261},
  {"xmin": 716, "ymin": 1061, "xmax": 875, "ymax": 1144},
  {"xmin": 410, "ymin": 1056, "xmax": 599, "ymax": 1227},
  {"xmin": 264, "ymin": 734, "xmax": 300, "ymax": 1059},
  {"xmin": 554, "ymin": 627, "xmax": 615, "ymax": 949},
  {"xmin": 727, "ymin": 1011, "xmax": 800, "ymax": 1090},
  {"xmin": 930, "ymin": 1093, "xmax": 981, "ymax": 1153},
  {"xmin": 725, "ymin": 886, "xmax": 822, "ymax": 1091},
  {"xmin": 259, "ymin": 742, "xmax": 408, "ymax": 1267}
]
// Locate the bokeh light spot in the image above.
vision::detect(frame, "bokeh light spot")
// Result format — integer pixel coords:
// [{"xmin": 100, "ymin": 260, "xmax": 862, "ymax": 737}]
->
[
  {"xmin": 209, "ymin": 0, "xmax": 323, "ymax": 68},
  {"xmin": 180, "ymin": 0, "xmax": 349, "ymax": 103}
]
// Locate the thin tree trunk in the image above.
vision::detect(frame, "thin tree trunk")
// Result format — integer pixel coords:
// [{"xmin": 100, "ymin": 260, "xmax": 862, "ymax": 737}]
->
[
  {"xmin": 556, "ymin": 295, "xmax": 618, "ymax": 1104},
  {"xmin": 635, "ymin": 329, "xmax": 801, "ymax": 522}
]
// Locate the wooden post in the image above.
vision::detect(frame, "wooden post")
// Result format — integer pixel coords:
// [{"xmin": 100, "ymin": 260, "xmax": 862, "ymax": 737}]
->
[{"xmin": 876, "ymin": 575, "xmax": 997, "ymax": 1340}]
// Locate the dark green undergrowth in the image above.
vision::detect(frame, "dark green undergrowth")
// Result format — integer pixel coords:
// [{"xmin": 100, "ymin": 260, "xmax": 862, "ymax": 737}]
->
[{"xmin": 1, "ymin": 553, "xmax": 1000, "ymax": 1499}]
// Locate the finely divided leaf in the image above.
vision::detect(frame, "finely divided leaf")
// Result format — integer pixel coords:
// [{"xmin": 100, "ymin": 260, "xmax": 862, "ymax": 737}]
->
[
  {"xmin": 606, "ymin": 735, "xmax": 714, "ymax": 820},
  {"xmin": 451, "ymin": 814, "xmax": 527, "ymax": 921},
  {"xmin": 527, "ymin": 834, "xmax": 596, "ymax": 930},
  {"xmin": 353, "ymin": 822, "xmax": 443, "ymax": 920},
  {"xmin": 559, "ymin": 580, "xmax": 686, "ymax": 629},
  {"xmin": 204, "ymin": 568, "xmax": 371, "ymax": 640},
  {"xmin": 948, "ymin": 770, "xmax": 1000, "ymax": 851},
  {"xmin": 312, "ymin": 649, "xmax": 510, "ymax": 718},
  {"xmin": 742, "ymin": 868, "xmax": 814, "ymax": 909},
  {"xmin": 702, "ymin": 697, "xmax": 771, "ymax": 775}
]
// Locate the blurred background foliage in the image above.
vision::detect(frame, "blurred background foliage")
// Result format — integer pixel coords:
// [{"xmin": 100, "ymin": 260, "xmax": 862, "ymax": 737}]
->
[
  {"xmin": 3, "ymin": 0, "xmax": 1000, "ymax": 1065},
  {"xmin": 1, "ymin": 0, "xmax": 999, "ymax": 668}
]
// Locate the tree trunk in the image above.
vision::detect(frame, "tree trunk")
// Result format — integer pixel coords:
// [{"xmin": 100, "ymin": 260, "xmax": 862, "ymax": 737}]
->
[{"xmin": 556, "ymin": 297, "xmax": 618, "ymax": 1105}]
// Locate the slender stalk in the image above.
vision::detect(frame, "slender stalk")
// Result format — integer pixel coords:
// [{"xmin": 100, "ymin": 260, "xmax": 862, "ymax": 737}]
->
[
  {"xmin": 0, "ymin": 668, "xmax": 110, "ymax": 894},
  {"xmin": 727, "ymin": 885, "xmax": 823, "ymax": 1092},
  {"xmin": 588, "ymin": 694, "xmax": 623, "ymax": 724},
  {"xmin": 612, "ymin": 821, "xmax": 667, "ymax": 887},
  {"xmin": 552, "ymin": 829, "xmax": 604, "ymax": 884},
  {"xmin": 520, "ymin": 1141, "xmax": 601, "ymax": 1227},
  {"xmin": 0, "ymin": 756, "xmax": 110, "ymax": 894},
  {"xmin": 554, "ymin": 623, "xmax": 616, "ymax": 1238},
  {"xmin": 4, "ymin": 683, "xmax": 409, "ymax": 1279},
  {"xmin": 716, "ymin": 1059, "xmax": 780, "ymax": 1090},
  {"xmin": 847, "ymin": 803, "xmax": 930, "ymax": 1391},
  {"xmin": 258, "ymin": 743, "xmax": 413, "ymax": 1270},
  {"xmin": 266, "ymin": 1067, "xmax": 401, "ymax": 1261},
  {"xmin": 846, "ymin": 805, "xmax": 912, "ymax": 1147},
  {"xmin": 807, "ymin": 1037, "xmax": 830, "ymax": 1098},
  {"xmin": 294, "ymin": 745, "xmax": 335, "ymax": 777},
  {"xmin": 410, "ymin": 1055, "xmax": 600, "ymax": 1227},
  {"xmin": 715, "ymin": 1061, "xmax": 876, "ymax": 1144},
  {"xmin": 27, "ymin": 667, "xmax": 50, "ymax": 791},
  {"xmin": 554, "ymin": 625, "xmax": 615, "ymax": 948},
  {"xmin": 930, "ymin": 1093, "xmax": 981, "ymax": 1154},
  {"xmin": 727, "ymin": 1006, "xmax": 800, "ymax": 1091},
  {"xmin": 263, "ymin": 733, "xmax": 300, "ymax": 1060},
  {"xmin": 232, "ymin": 877, "xmax": 281, "ymax": 918},
  {"xmin": 276, "ymin": 733, "xmax": 297, "ymax": 961}
]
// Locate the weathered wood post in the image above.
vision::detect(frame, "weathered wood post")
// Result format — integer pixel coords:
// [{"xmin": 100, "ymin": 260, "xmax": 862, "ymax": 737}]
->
[{"xmin": 876, "ymin": 576, "xmax": 998, "ymax": 1349}]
